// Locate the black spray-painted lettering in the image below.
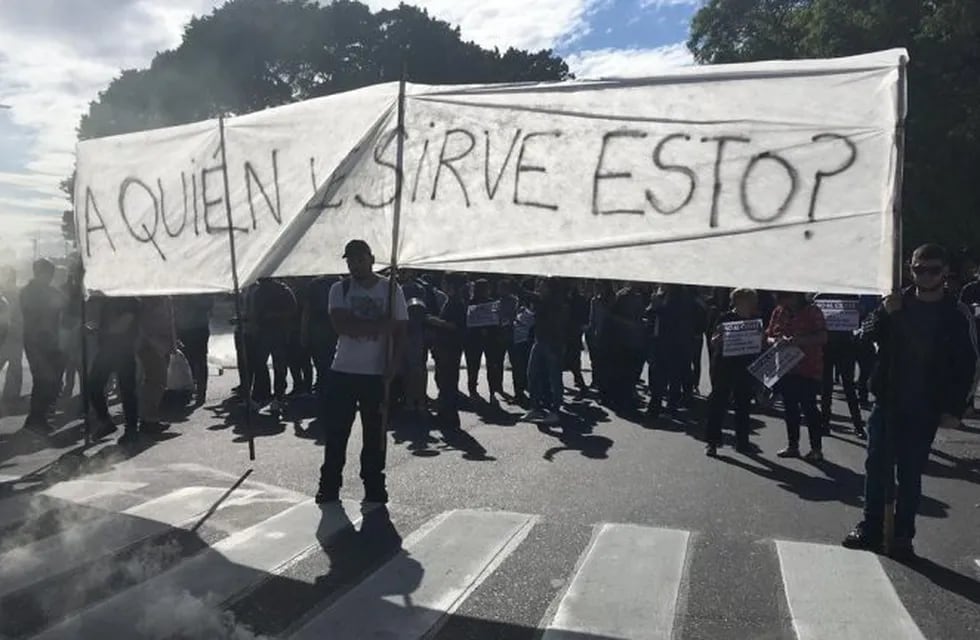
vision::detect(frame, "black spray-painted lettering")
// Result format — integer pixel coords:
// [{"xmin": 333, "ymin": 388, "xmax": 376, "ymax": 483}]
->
[
  {"xmin": 593, "ymin": 130, "xmax": 648, "ymax": 215},
  {"xmin": 200, "ymin": 162, "xmax": 247, "ymax": 234},
  {"xmin": 307, "ymin": 158, "xmax": 344, "ymax": 210},
  {"xmin": 159, "ymin": 177, "xmax": 185, "ymax": 238},
  {"xmin": 702, "ymin": 135, "xmax": 751, "ymax": 228},
  {"xmin": 83, "ymin": 187, "xmax": 115, "ymax": 258},
  {"xmin": 514, "ymin": 131, "xmax": 561, "ymax": 211},
  {"xmin": 356, "ymin": 128, "xmax": 402, "ymax": 209},
  {"xmin": 244, "ymin": 149, "xmax": 281, "ymax": 228},
  {"xmin": 431, "ymin": 128, "xmax": 476, "ymax": 207},
  {"xmin": 807, "ymin": 133, "xmax": 858, "ymax": 221},
  {"xmin": 117, "ymin": 177, "xmax": 160, "ymax": 244},
  {"xmin": 485, "ymin": 129, "xmax": 522, "ymax": 200},
  {"xmin": 646, "ymin": 133, "xmax": 697, "ymax": 215},
  {"xmin": 410, "ymin": 138, "xmax": 431, "ymax": 202},
  {"xmin": 740, "ymin": 152, "xmax": 800, "ymax": 223}
]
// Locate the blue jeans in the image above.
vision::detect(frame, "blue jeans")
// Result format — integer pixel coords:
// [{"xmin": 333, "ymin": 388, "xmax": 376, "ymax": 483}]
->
[
  {"xmin": 862, "ymin": 403, "xmax": 938, "ymax": 541},
  {"xmin": 528, "ymin": 341, "xmax": 563, "ymax": 412}
]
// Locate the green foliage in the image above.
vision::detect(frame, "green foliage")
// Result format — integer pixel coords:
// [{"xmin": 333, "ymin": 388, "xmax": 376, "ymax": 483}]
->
[
  {"xmin": 689, "ymin": 0, "xmax": 980, "ymax": 253},
  {"xmin": 78, "ymin": 0, "xmax": 569, "ymax": 140}
]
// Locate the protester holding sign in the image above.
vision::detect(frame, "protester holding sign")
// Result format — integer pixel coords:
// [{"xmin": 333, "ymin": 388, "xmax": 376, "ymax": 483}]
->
[
  {"xmin": 705, "ymin": 288, "xmax": 763, "ymax": 456},
  {"xmin": 814, "ymin": 294, "xmax": 866, "ymax": 438},
  {"xmin": 521, "ymin": 278, "xmax": 568, "ymax": 425},
  {"xmin": 766, "ymin": 292, "xmax": 828, "ymax": 461},
  {"xmin": 843, "ymin": 245, "xmax": 977, "ymax": 559}
]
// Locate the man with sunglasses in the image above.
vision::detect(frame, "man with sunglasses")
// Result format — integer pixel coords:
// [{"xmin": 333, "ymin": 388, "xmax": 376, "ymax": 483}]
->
[{"xmin": 843, "ymin": 244, "xmax": 977, "ymax": 558}]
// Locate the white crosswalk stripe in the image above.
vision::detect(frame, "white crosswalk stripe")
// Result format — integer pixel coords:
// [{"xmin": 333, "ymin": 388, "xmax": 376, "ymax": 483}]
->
[
  {"xmin": 0, "ymin": 487, "xmax": 261, "ymax": 599},
  {"xmin": 32, "ymin": 499, "xmax": 369, "ymax": 640},
  {"xmin": 776, "ymin": 540, "xmax": 926, "ymax": 640},
  {"xmin": 541, "ymin": 523, "xmax": 690, "ymax": 640},
  {"xmin": 290, "ymin": 509, "xmax": 537, "ymax": 640},
  {"xmin": 0, "ymin": 470, "xmax": 952, "ymax": 640},
  {"xmin": 0, "ymin": 479, "xmax": 147, "ymax": 531}
]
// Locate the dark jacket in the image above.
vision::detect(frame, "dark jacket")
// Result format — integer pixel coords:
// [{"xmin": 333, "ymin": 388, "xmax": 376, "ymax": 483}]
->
[{"xmin": 868, "ymin": 288, "xmax": 977, "ymax": 419}]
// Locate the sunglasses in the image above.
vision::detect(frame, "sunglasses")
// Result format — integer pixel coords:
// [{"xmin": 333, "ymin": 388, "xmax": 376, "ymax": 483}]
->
[{"xmin": 911, "ymin": 264, "xmax": 944, "ymax": 276}]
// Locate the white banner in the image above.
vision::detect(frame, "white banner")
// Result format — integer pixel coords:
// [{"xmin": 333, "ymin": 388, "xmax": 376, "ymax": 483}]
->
[{"xmin": 76, "ymin": 49, "xmax": 907, "ymax": 296}]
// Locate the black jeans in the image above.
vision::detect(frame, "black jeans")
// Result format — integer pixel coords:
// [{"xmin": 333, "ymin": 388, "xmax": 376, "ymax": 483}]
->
[
  {"xmin": 775, "ymin": 374, "xmax": 823, "ymax": 451},
  {"xmin": 88, "ymin": 339, "xmax": 138, "ymax": 430},
  {"xmin": 23, "ymin": 336, "xmax": 63, "ymax": 421},
  {"xmin": 821, "ymin": 340, "xmax": 864, "ymax": 428},
  {"xmin": 318, "ymin": 371, "xmax": 386, "ymax": 492},
  {"xmin": 706, "ymin": 367, "xmax": 754, "ymax": 446},
  {"xmin": 178, "ymin": 327, "xmax": 210, "ymax": 395},
  {"xmin": 310, "ymin": 332, "xmax": 337, "ymax": 393},
  {"xmin": 509, "ymin": 341, "xmax": 531, "ymax": 396},
  {"xmin": 288, "ymin": 335, "xmax": 314, "ymax": 393},
  {"xmin": 253, "ymin": 329, "xmax": 289, "ymax": 401},
  {"xmin": 465, "ymin": 330, "xmax": 504, "ymax": 394},
  {"xmin": 434, "ymin": 343, "xmax": 463, "ymax": 413},
  {"xmin": 862, "ymin": 404, "xmax": 938, "ymax": 540}
]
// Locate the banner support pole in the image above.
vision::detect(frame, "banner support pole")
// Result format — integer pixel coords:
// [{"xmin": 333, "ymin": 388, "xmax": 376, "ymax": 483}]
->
[
  {"xmin": 381, "ymin": 65, "xmax": 407, "ymax": 452},
  {"xmin": 218, "ymin": 114, "xmax": 255, "ymax": 462},
  {"xmin": 78, "ymin": 263, "xmax": 91, "ymax": 446},
  {"xmin": 882, "ymin": 55, "xmax": 908, "ymax": 555}
]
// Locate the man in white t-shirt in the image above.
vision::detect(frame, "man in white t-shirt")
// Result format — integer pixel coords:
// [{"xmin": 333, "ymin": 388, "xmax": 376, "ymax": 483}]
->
[{"xmin": 316, "ymin": 239, "xmax": 408, "ymax": 505}]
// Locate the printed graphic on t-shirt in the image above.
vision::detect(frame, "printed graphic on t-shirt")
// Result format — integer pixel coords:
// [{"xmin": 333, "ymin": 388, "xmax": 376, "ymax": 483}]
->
[{"xmin": 349, "ymin": 294, "xmax": 385, "ymax": 321}]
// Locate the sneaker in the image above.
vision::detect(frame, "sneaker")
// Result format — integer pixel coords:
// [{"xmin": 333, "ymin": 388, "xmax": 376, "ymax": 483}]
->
[
  {"xmin": 315, "ymin": 487, "xmax": 340, "ymax": 505},
  {"xmin": 269, "ymin": 400, "xmax": 284, "ymax": 416},
  {"xmin": 521, "ymin": 409, "xmax": 546, "ymax": 422},
  {"xmin": 140, "ymin": 420, "xmax": 169, "ymax": 433},
  {"xmin": 540, "ymin": 411, "xmax": 560, "ymax": 426},
  {"xmin": 803, "ymin": 449, "xmax": 824, "ymax": 462},
  {"xmin": 776, "ymin": 446, "xmax": 801, "ymax": 458},
  {"xmin": 23, "ymin": 416, "xmax": 53, "ymax": 436},
  {"xmin": 841, "ymin": 522, "xmax": 882, "ymax": 551},
  {"xmin": 705, "ymin": 443, "xmax": 718, "ymax": 457}
]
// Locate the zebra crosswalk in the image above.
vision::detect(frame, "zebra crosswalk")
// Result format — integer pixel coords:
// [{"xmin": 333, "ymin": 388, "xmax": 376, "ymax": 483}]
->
[{"xmin": 0, "ymin": 465, "xmax": 957, "ymax": 639}]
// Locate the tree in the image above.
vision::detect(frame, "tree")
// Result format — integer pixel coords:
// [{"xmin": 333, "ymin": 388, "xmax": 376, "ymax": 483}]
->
[
  {"xmin": 77, "ymin": 0, "xmax": 570, "ymax": 140},
  {"xmin": 689, "ymin": 0, "xmax": 980, "ymax": 255}
]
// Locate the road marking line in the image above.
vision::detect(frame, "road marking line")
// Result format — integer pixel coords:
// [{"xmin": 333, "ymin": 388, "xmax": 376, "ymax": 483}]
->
[
  {"xmin": 776, "ymin": 540, "xmax": 926, "ymax": 640},
  {"xmin": 290, "ymin": 509, "xmax": 537, "ymax": 640},
  {"xmin": 34, "ymin": 499, "xmax": 367, "ymax": 640},
  {"xmin": 541, "ymin": 523, "xmax": 690, "ymax": 640},
  {"xmin": 0, "ymin": 487, "xmax": 261, "ymax": 598},
  {"xmin": 0, "ymin": 479, "xmax": 147, "ymax": 531}
]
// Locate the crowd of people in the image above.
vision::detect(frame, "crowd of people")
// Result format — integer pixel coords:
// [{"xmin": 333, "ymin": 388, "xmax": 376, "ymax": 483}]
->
[{"xmin": 0, "ymin": 241, "xmax": 976, "ymax": 558}]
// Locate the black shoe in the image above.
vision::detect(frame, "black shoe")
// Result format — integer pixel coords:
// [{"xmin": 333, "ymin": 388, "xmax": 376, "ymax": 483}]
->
[
  {"xmin": 89, "ymin": 418, "xmax": 117, "ymax": 440},
  {"xmin": 854, "ymin": 425, "xmax": 867, "ymax": 439},
  {"xmin": 776, "ymin": 446, "xmax": 800, "ymax": 458},
  {"xmin": 118, "ymin": 429, "xmax": 141, "ymax": 446},
  {"xmin": 24, "ymin": 416, "xmax": 53, "ymax": 435},
  {"xmin": 705, "ymin": 443, "xmax": 718, "ymax": 457},
  {"xmin": 363, "ymin": 486, "xmax": 389, "ymax": 504},
  {"xmin": 889, "ymin": 537, "xmax": 916, "ymax": 561},
  {"xmin": 140, "ymin": 420, "xmax": 169, "ymax": 433},
  {"xmin": 315, "ymin": 487, "xmax": 340, "ymax": 504},
  {"xmin": 735, "ymin": 441, "xmax": 756, "ymax": 454},
  {"xmin": 841, "ymin": 522, "xmax": 881, "ymax": 551}
]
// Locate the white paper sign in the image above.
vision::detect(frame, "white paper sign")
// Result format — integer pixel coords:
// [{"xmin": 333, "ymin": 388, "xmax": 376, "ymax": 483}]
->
[
  {"xmin": 76, "ymin": 50, "xmax": 906, "ymax": 297},
  {"xmin": 467, "ymin": 302, "xmax": 500, "ymax": 328},
  {"xmin": 748, "ymin": 343, "xmax": 806, "ymax": 388},
  {"xmin": 721, "ymin": 319, "xmax": 764, "ymax": 357},
  {"xmin": 814, "ymin": 299, "xmax": 860, "ymax": 332}
]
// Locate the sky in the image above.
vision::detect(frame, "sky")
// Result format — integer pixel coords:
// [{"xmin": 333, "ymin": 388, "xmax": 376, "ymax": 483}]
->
[{"xmin": 0, "ymin": 0, "xmax": 700, "ymax": 261}]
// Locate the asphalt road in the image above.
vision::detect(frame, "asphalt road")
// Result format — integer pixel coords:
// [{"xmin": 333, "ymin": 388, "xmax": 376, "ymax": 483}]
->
[{"xmin": 1, "ymin": 353, "xmax": 978, "ymax": 639}]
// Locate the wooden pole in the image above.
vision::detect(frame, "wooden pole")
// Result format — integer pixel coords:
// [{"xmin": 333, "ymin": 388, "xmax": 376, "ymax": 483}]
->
[
  {"xmin": 882, "ymin": 55, "xmax": 908, "ymax": 555},
  {"xmin": 218, "ymin": 115, "xmax": 256, "ymax": 461},
  {"xmin": 380, "ymin": 67, "xmax": 407, "ymax": 452}
]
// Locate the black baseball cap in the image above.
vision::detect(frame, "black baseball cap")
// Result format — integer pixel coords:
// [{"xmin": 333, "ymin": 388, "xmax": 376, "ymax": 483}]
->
[{"xmin": 342, "ymin": 239, "xmax": 372, "ymax": 259}]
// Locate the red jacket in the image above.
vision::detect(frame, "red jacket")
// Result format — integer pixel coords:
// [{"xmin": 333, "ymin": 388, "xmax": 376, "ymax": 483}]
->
[{"xmin": 766, "ymin": 304, "xmax": 826, "ymax": 380}]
